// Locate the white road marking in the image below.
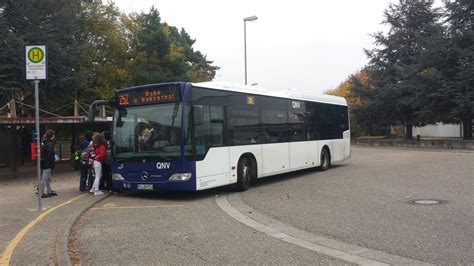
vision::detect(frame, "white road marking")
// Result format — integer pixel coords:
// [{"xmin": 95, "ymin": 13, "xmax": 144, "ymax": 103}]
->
[
  {"xmin": 216, "ymin": 194, "xmax": 432, "ymax": 266},
  {"xmin": 27, "ymin": 206, "xmax": 52, "ymax": 211}
]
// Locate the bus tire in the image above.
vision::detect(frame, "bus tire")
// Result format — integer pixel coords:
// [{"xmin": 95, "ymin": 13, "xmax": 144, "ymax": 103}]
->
[
  {"xmin": 236, "ymin": 157, "xmax": 252, "ymax": 191},
  {"xmin": 319, "ymin": 148, "xmax": 331, "ymax": 171}
]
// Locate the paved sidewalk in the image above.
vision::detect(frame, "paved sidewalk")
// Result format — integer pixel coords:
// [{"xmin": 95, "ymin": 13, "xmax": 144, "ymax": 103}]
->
[{"xmin": 0, "ymin": 162, "xmax": 107, "ymax": 265}]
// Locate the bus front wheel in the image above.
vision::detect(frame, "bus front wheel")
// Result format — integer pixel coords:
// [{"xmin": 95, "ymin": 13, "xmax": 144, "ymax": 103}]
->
[
  {"xmin": 236, "ymin": 157, "xmax": 252, "ymax": 191},
  {"xmin": 319, "ymin": 148, "xmax": 331, "ymax": 171}
]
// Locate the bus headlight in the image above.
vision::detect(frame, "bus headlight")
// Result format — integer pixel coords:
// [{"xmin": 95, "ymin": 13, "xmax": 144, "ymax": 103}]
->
[
  {"xmin": 112, "ymin": 173, "xmax": 125, "ymax": 181},
  {"xmin": 169, "ymin": 173, "xmax": 192, "ymax": 181}
]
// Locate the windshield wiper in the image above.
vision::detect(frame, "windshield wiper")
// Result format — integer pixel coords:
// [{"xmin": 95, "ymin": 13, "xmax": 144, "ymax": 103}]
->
[
  {"xmin": 171, "ymin": 102, "xmax": 179, "ymax": 127},
  {"xmin": 115, "ymin": 157, "xmax": 144, "ymax": 163}
]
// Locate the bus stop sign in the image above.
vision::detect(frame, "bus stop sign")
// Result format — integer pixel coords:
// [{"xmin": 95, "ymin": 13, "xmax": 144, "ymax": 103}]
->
[{"xmin": 26, "ymin": 45, "xmax": 47, "ymax": 80}]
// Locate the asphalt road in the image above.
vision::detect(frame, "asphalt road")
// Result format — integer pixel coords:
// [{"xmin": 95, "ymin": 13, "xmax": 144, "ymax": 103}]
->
[
  {"xmin": 74, "ymin": 192, "xmax": 347, "ymax": 265},
  {"xmin": 73, "ymin": 146, "xmax": 473, "ymax": 265}
]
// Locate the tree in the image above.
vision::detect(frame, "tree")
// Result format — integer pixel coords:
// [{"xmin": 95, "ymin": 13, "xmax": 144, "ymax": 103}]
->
[
  {"xmin": 350, "ymin": 72, "xmax": 393, "ymax": 136},
  {"xmin": 128, "ymin": 8, "xmax": 184, "ymax": 85},
  {"xmin": 0, "ymin": 2, "xmax": 220, "ymax": 118},
  {"xmin": 0, "ymin": 1, "xmax": 26, "ymax": 112},
  {"xmin": 358, "ymin": 0, "xmax": 444, "ymax": 138},
  {"xmin": 0, "ymin": 0, "xmax": 87, "ymax": 116},
  {"xmin": 129, "ymin": 7, "xmax": 219, "ymax": 85},
  {"xmin": 79, "ymin": 2, "xmax": 132, "ymax": 105},
  {"xmin": 168, "ymin": 27, "xmax": 219, "ymax": 82},
  {"xmin": 442, "ymin": 0, "xmax": 473, "ymax": 139}
]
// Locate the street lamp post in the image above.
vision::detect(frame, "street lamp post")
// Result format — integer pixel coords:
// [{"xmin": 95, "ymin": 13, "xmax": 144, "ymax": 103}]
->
[{"xmin": 244, "ymin": 15, "xmax": 258, "ymax": 85}]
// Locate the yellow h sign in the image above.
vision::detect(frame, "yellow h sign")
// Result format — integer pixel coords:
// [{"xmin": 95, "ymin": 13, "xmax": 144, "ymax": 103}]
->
[
  {"xmin": 26, "ymin": 45, "xmax": 46, "ymax": 80},
  {"xmin": 28, "ymin": 47, "xmax": 44, "ymax": 63}
]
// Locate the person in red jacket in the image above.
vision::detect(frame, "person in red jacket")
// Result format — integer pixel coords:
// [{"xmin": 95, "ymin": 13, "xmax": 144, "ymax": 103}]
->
[{"xmin": 90, "ymin": 133, "xmax": 106, "ymax": 196}]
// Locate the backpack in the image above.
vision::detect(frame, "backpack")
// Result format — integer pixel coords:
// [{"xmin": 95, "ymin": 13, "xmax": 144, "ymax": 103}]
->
[
  {"xmin": 75, "ymin": 140, "xmax": 89, "ymax": 162},
  {"xmin": 73, "ymin": 149, "xmax": 82, "ymax": 162},
  {"xmin": 81, "ymin": 144, "xmax": 95, "ymax": 167}
]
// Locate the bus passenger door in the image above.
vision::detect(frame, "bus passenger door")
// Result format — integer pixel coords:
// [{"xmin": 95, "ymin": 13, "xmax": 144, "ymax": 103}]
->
[{"xmin": 194, "ymin": 105, "xmax": 231, "ymax": 190}]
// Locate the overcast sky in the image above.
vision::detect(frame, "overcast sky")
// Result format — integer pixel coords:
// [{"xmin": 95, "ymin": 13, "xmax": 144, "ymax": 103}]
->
[{"xmin": 113, "ymin": 0, "xmax": 414, "ymax": 93}]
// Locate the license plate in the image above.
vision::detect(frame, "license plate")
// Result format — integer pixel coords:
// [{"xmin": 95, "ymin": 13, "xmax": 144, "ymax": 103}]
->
[{"xmin": 137, "ymin": 184, "xmax": 153, "ymax": 190}]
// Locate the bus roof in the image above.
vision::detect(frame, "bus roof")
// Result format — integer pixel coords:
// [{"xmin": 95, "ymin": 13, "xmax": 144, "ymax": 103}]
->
[{"xmin": 192, "ymin": 81, "xmax": 347, "ymax": 106}]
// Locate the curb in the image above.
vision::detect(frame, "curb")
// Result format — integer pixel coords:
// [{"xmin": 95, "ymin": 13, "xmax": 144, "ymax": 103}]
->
[
  {"xmin": 351, "ymin": 139, "xmax": 474, "ymax": 150},
  {"xmin": 217, "ymin": 193, "xmax": 433, "ymax": 266},
  {"xmin": 56, "ymin": 193, "xmax": 111, "ymax": 265}
]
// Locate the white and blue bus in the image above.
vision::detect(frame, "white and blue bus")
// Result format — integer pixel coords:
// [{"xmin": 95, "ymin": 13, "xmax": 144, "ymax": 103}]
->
[{"xmin": 90, "ymin": 81, "xmax": 350, "ymax": 192}]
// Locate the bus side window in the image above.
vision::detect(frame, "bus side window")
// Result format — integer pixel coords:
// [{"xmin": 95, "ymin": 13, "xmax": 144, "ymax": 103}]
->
[
  {"xmin": 229, "ymin": 108, "xmax": 260, "ymax": 145},
  {"xmin": 194, "ymin": 105, "xmax": 225, "ymax": 155},
  {"xmin": 260, "ymin": 97, "xmax": 288, "ymax": 143},
  {"xmin": 288, "ymin": 100, "xmax": 307, "ymax": 142},
  {"xmin": 194, "ymin": 105, "xmax": 210, "ymax": 155},
  {"xmin": 306, "ymin": 102, "xmax": 320, "ymax": 140},
  {"xmin": 339, "ymin": 106, "xmax": 349, "ymax": 132},
  {"xmin": 209, "ymin": 106, "xmax": 224, "ymax": 146}
]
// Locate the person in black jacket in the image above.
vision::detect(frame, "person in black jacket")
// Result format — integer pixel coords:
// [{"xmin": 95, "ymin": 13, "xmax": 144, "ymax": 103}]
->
[
  {"xmin": 39, "ymin": 129, "xmax": 57, "ymax": 198},
  {"xmin": 78, "ymin": 131, "xmax": 93, "ymax": 192}
]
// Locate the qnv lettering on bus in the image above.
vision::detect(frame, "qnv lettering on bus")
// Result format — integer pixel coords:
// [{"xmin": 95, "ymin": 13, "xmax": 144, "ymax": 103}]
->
[
  {"xmin": 292, "ymin": 101, "xmax": 301, "ymax": 109},
  {"xmin": 156, "ymin": 162, "xmax": 171, "ymax": 169}
]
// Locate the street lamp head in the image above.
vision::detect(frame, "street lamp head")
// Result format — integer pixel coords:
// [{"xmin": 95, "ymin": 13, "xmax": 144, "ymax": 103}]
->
[{"xmin": 244, "ymin": 15, "xmax": 258, "ymax": 22}]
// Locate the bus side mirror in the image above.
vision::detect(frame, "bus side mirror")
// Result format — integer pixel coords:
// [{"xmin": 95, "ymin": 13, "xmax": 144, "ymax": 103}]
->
[{"xmin": 193, "ymin": 105, "xmax": 203, "ymax": 125}]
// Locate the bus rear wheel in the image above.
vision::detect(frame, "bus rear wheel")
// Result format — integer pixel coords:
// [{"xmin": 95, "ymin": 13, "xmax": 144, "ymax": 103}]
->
[
  {"xmin": 319, "ymin": 148, "xmax": 331, "ymax": 171},
  {"xmin": 236, "ymin": 157, "xmax": 252, "ymax": 191}
]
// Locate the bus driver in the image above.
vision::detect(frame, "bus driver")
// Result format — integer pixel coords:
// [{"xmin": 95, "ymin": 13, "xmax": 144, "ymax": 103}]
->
[{"xmin": 136, "ymin": 121, "xmax": 161, "ymax": 151}]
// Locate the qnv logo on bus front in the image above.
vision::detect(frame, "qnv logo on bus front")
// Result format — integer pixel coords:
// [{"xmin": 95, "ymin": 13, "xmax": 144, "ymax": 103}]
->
[
  {"xmin": 156, "ymin": 162, "xmax": 171, "ymax": 169},
  {"xmin": 292, "ymin": 101, "xmax": 301, "ymax": 109}
]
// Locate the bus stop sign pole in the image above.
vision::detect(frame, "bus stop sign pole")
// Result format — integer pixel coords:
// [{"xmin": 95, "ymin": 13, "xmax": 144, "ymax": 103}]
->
[
  {"xmin": 26, "ymin": 45, "xmax": 47, "ymax": 211},
  {"xmin": 34, "ymin": 80, "xmax": 42, "ymax": 211}
]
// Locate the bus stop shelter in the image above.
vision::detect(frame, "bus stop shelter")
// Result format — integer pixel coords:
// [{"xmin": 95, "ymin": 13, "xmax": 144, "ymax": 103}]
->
[{"xmin": 0, "ymin": 116, "xmax": 111, "ymax": 178}]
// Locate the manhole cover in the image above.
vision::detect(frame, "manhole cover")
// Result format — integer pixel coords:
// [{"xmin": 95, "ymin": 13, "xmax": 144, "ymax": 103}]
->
[{"xmin": 409, "ymin": 199, "xmax": 448, "ymax": 205}]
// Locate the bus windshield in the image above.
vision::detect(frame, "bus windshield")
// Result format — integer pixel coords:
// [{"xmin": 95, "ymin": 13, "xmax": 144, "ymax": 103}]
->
[{"xmin": 112, "ymin": 102, "xmax": 184, "ymax": 161}]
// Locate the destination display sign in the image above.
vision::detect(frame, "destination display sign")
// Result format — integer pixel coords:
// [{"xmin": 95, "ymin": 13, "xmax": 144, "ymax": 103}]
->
[{"xmin": 117, "ymin": 85, "xmax": 180, "ymax": 107}]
